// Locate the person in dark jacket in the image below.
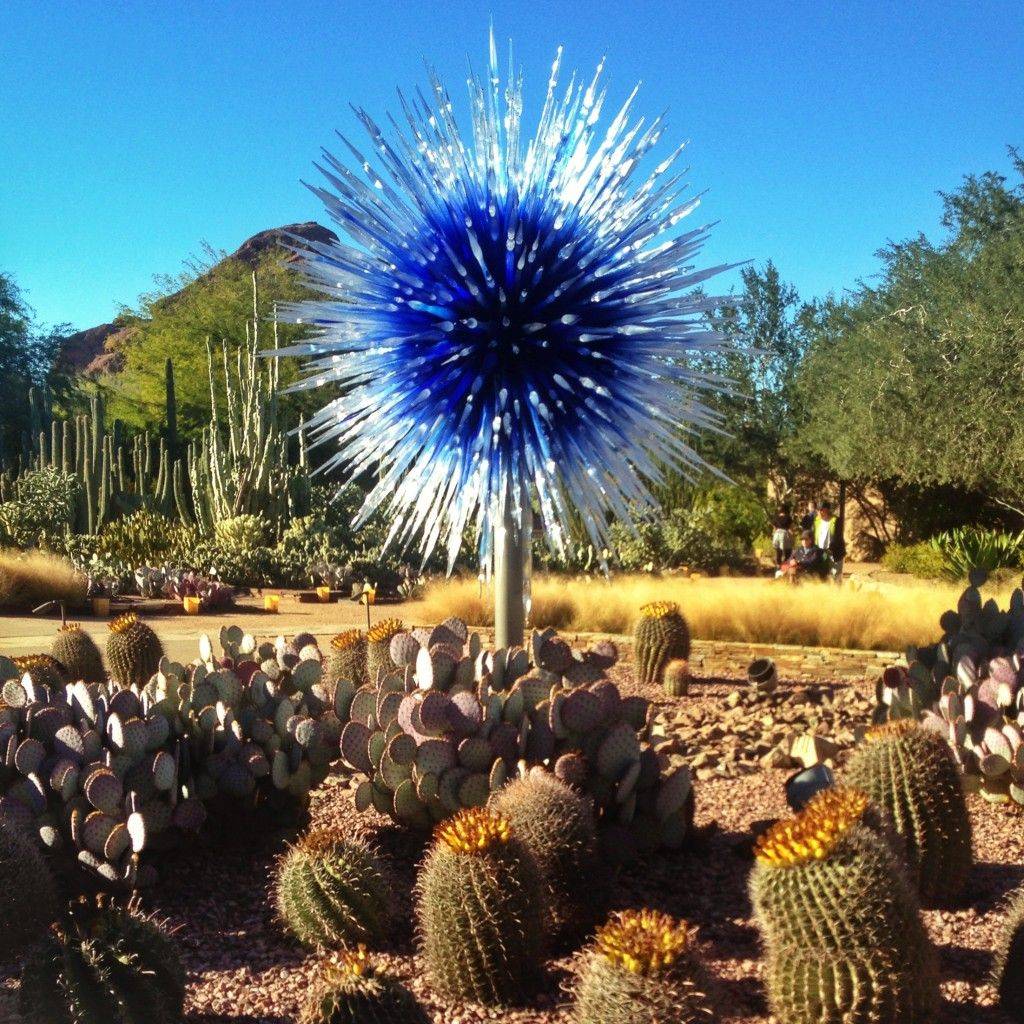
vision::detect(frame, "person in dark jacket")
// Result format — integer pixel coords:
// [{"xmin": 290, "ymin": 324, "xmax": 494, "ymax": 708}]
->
[{"xmin": 779, "ymin": 529, "xmax": 827, "ymax": 581}]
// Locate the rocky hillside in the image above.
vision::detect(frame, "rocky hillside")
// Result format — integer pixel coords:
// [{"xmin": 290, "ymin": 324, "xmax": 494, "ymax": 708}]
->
[{"xmin": 59, "ymin": 222, "xmax": 338, "ymax": 375}]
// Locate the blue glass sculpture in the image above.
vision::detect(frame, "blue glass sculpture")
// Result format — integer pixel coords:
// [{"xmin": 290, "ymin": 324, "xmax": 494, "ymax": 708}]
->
[{"xmin": 284, "ymin": 32, "xmax": 734, "ymax": 638}]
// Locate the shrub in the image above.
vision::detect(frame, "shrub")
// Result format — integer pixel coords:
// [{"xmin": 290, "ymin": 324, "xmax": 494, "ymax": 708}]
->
[
  {"xmin": 416, "ymin": 808, "xmax": 544, "ymax": 1005},
  {"xmin": 881, "ymin": 541, "xmax": 950, "ymax": 579},
  {"xmin": 930, "ymin": 526, "xmax": 1024, "ymax": 579},
  {"xmin": 19, "ymin": 895, "xmax": 185, "ymax": 1024},
  {"xmin": 214, "ymin": 513, "xmax": 273, "ymax": 549},
  {"xmin": 0, "ymin": 549, "xmax": 87, "ymax": 610},
  {"xmin": 0, "ymin": 468, "xmax": 78, "ymax": 548},
  {"xmin": 750, "ymin": 787, "xmax": 939, "ymax": 1023},
  {"xmin": 276, "ymin": 829, "xmax": 391, "ymax": 949},
  {"xmin": 844, "ymin": 720, "xmax": 972, "ymax": 906}
]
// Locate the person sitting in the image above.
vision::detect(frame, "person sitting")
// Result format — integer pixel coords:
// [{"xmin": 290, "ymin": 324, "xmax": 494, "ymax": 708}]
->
[{"xmin": 778, "ymin": 530, "xmax": 827, "ymax": 581}]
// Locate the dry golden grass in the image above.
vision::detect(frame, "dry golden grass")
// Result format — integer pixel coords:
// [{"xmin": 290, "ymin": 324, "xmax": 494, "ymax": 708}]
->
[
  {"xmin": 417, "ymin": 573, "xmax": 1010, "ymax": 651},
  {"xmin": 0, "ymin": 549, "xmax": 87, "ymax": 611}
]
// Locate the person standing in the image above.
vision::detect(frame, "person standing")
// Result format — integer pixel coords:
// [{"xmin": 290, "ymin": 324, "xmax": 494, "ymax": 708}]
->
[
  {"xmin": 814, "ymin": 501, "xmax": 845, "ymax": 584},
  {"xmin": 772, "ymin": 507, "xmax": 793, "ymax": 568},
  {"xmin": 799, "ymin": 499, "xmax": 816, "ymax": 536}
]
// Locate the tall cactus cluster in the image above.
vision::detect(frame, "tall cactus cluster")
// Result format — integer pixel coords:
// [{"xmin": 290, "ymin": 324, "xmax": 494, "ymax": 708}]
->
[
  {"xmin": 416, "ymin": 807, "xmax": 544, "ymax": 1005},
  {"xmin": 0, "ymin": 623, "xmax": 339, "ymax": 887},
  {"xmin": 301, "ymin": 947, "xmax": 429, "ymax": 1024},
  {"xmin": 275, "ymin": 827, "xmax": 391, "ymax": 948},
  {"xmin": 874, "ymin": 573, "xmax": 1024, "ymax": 807},
  {"xmin": 634, "ymin": 601, "xmax": 691, "ymax": 686},
  {"xmin": 750, "ymin": 786, "xmax": 939, "ymax": 1024},
  {"xmin": 573, "ymin": 909, "xmax": 711, "ymax": 1024},
  {"xmin": 335, "ymin": 619, "xmax": 694, "ymax": 857},
  {"xmin": 845, "ymin": 718, "xmax": 972, "ymax": 905},
  {"xmin": 19, "ymin": 894, "xmax": 185, "ymax": 1024}
]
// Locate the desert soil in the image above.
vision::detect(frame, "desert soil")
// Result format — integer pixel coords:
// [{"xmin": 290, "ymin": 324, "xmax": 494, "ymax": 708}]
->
[{"xmin": 1, "ymin": 650, "xmax": 1019, "ymax": 1023}]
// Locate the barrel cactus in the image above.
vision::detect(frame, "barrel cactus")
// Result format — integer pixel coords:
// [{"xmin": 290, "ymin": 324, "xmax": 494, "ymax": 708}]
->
[
  {"xmin": 12, "ymin": 653, "xmax": 68, "ymax": 689},
  {"xmin": 276, "ymin": 828, "xmax": 391, "ymax": 948},
  {"xmin": 0, "ymin": 819, "xmax": 61, "ymax": 961},
  {"xmin": 490, "ymin": 769, "xmax": 602, "ymax": 941},
  {"xmin": 634, "ymin": 602, "xmax": 690, "ymax": 687},
  {"xmin": 51, "ymin": 623, "xmax": 106, "ymax": 683},
  {"xmin": 416, "ymin": 807, "xmax": 544, "ymax": 1005},
  {"xmin": 995, "ymin": 885, "xmax": 1024, "ymax": 1020},
  {"xmin": 301, "ymin": 946, "xmax": 428, "ymax": 1024},
  {"xmin": 327, "ymin": 630, "xmax": 368, "ymax": 687},
  {"xmin": 367, "ymin": 619, "xmax": 403, "ymax": 685},
  {"xmin": 751, "ymin": 786, "xmax": 939, "ymax": 1024},
  {"xmin": 106, "ymin": 613, "xmax": 164, "ymax": 688},
  {"xmin": 663, "ymin": 659, "xmax": 689, "ymax": 697},
  {"xmin": 845, "ymin": 718, "xmax": 972, "ymax": 906},
  {"xmin": 19, "ymin": 894, "xmax": 186, "ymax": 1024},
  {"xmin": 573, "ymin": 908, "xmax": 711, "ymax": 1024}
]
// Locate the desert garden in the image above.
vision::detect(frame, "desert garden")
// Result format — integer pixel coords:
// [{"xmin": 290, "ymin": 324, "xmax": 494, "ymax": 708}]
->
[{"xmin": 3, "ymin": 19, "xmax": 1024, "ymax": 1024}]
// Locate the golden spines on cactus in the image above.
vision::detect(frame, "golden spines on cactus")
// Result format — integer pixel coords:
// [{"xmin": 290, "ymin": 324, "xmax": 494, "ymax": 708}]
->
[
  {"xmin": 574, "ymin": 909, "xmax": 711, "ymax": 1023},
  {"xmin": 639, "ymin": 600, "xmax": 679, "ymax": 619},
  {"xmin": 845, "ymin": 717, "xmax": 972, "ymax": 906},
  {"xmin": 417, "ymin": 807, "xmax": 544, "ymax": 1004},
  {"xmin": 109, "ymin": 611, "xmax": 139, "ymax": 633},
  {"xmin": 634, "ymin": 602, "xmax": 690, "ymax": 687},
  {"xmin": 367, "ymin": 618, "xmax": 404, "ymax": 644},
  {"xmin": 12, "ymin": 653, "xmax": 68, "ymax": 689},
  {"xmin": 106, "ymin": 612, "xmax": 164, "ymax": 688},
  {"xmin": 51, "ymin": 622, "xmax": 105, "ymax": 683},
  {"xmin": 367, "ymin": 618, "xmax": 404, "ymax": 684},
  {"xmin": 327, "ymin": 629, "xmax": 368, "ymax": 686},
  {"xmin": 331, "ymin": 629, "xmax": 363, "ymax": 652},
  {"xmin": 755, "ymin": 786, "xmax": 870, "ymax": 868}
]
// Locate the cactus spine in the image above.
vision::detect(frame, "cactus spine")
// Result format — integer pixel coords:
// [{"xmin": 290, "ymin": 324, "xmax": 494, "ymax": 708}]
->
[
  {"xmin": 0, "ymin": 820, "xmax": 61, "ymax": 961},
  {"xmin": 19, "ymin": 895, "xmax": 186, "ymax": 1024},
  {"xmin": 844, "ymin": 719, "xmax": 972, "ymax": 906},
  {"xmin": 634, "ymin": 602, "xmax": 690, "ymax": 687},
  {"xmin": 490, "ymin": 770, "xmax": 602, "ymax": 941},
  {"xmin": 301, "ymin": 947, "xmax": 429, "ymax": 1024},
  {"xmin": 327, "ymin": 630, "xmax": 369, "ymax": 687},
  {"xmin": 416, "ymin": 807, "xmax": 544, "ymax": 1005},
  {"xmin": 276, "ymin": 829, "xmax": 391, "ymax": 949},
  {"xmin": 663, "ymin": 658, "xmax": 689, "ymax": 697},
  {"xmin": 750, "ymin": 787, "xmax": 939, "ymax": 1024},
  {"xmin": 106, "ymin": 613, "xmax": 164, "ymax": 688},
  {"xmin": 51, "ymin": 623, "xmax": 105, "ymax": 683},
  {"xmin": 573, "ymin": 909, "xmax": 711, "ymax": 1024},
  {"xmin": 995, "ymin": 885, "xmax": 1024, "ymax": 1020},
  {"xmin": 366, "ymin": 619, "xmax": 403, "ymax": 686}
]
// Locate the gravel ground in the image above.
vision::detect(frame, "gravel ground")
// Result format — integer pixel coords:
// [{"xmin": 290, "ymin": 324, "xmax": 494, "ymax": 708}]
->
[{"xmin": 4, "ymin": 663, "xmax": 1021, "ymax": 1023}]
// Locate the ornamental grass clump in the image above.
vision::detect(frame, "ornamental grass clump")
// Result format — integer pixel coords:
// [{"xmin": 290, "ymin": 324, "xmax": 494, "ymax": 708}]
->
[
  {"xmin": 19, "ymin": 894, "xmax": 185, "ymax": 1024},
  {"xmin": 301, "ymin": 947, "xmax": 429, "ymax": 1024},
  {"xmin": 634, "ymin": 601, "xmax": 690, "ymax": 686},
  {"xmin": 750, "ymin": 786, "xmax": 939, "ymax": 1024},
  {"xmin": 573, "ymin": 908, "xmax": 711, "ymax": 1024},
  {"xmin": 845, "ymin": 718, "xmax": 972, "ymax": 906},
  {"xmin": 276, "ymin": 828, "xmax": 391, "ymax": 949},
  {"xmin": 105, "ymin": 612, "xmax": 164, "ymax": 688},
  {"xmin": 416, "ymin": 807, "xmax": 544, "ymax": 1005},
  {"xmin": 50, "ymin": 622, "xmax": 105, "ymax": 683},
  {"xmin": 490, "ymin": 769, "xmax": 602, "ymax": 942}
]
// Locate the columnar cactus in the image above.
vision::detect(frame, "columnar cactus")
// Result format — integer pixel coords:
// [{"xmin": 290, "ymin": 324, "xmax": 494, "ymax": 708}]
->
[
  {"xmin": 573, "ymin": 909, "xmax": 711, "ymax": 1024},
  {"xmin": 995, "ymin": 885, "xmax": 1024, "ymax": 1020},
  {"xmin": 106, "ymin": 613, "xmax": 164, "ymax": 688},
  {"xmin": 51, "ymin": 623, "xmax": 106, "ymax": 683},
  {"xmin": 19, "ymin": 895, "xmax": 186, "ymax": 1024},
  {"xmin": 490, "ymin": 769, "xmax": 602, "ymax": 941},
  {"xmin": 663, "ymin": 659, "xmax": 689, "ymax": 697},
  {"xmin": 327, "ymin": 629, "xmax": 368, "ymax": 687},
  {"xmin": 845, "ymin": 719, "xmax": 972, "ymax": 906},
  {"xmin": 634, "ymin": 601, "xmax": 690, "ymax": 687},
  {"xmin": 750, "ymin": 787, "xmax": 939, "ymax": 1024},
  {"xmin": 367, "ymin": 619, "xmax": 404, "ymax": 685},
  {"xmin": 0, "ymin": 819, "xmax": 60, "ymax": 961},
  {"xmin": 301, "ymin": 947, "xmax": 429, "ymax": 1024},
  {"xmin": 416, "ymin": 807, "xmax": 544, "ymax": 1005},
  {"xmin": 276, "ymin": 828, "xmax": 391, "ymax": 948}
]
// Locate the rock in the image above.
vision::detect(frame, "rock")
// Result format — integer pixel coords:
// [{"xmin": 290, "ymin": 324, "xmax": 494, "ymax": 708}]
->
[{"xmin": 790, "ymin": 733, "xmax": 839, "ymax": 768}]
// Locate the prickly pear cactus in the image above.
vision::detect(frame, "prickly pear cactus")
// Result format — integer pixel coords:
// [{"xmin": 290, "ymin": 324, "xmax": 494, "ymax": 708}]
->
[
  {"xmin": 995, "ymin": 885, "xmax": 1024, "ymax": 1021},
  {"xmin": 633, "ymin": 601, "xmax": 690, "ymax": 687},
  {"xmin": 51, "ymin": 623, "xmax": 106, "ymax": 683},
  {"xmin": 301, "ymin": 946, "xmax": 429, "ymax": 1024},
  {"xmin": 845, "ymin": 719, "xmax": 972, "ymax": 906},
  {"xmin": 573, "ymin": 909, "xmax": 711, "ymax": 1024},
  {"xmin": 19, "ymin": 894, "xmax": 186, "ymax": 1024},
  {"xmin": 327, "ymin": 630, "xmax": 368, "ymax": 688},
  {"xmin": 106, "ymin": 612, "xmax": 164, "ymax": 688},
  {"xmin": 490, "ymin": 769, "xmax": 602, "ymax": 942},
  {"xmin": 663, "ymin": 658, "xmax": 689, "ymax": 697},
  {"xmin": 416, "ymin": 808, "xmax": 544, "ymax": 1005},
  {"xmin": 0, "ymin": 819, "xmax": 60, "ymax": 961},
  {"xmin": 276, "ymin": 828, "xmax": 391, "ymax": 948},
  {"xmin": 750, "ymin": 787, "xmax": 939, "ymax": 1024},
  {"xmin": 367, "ymin": 619, "xmax": 404, "ymax": 685}
]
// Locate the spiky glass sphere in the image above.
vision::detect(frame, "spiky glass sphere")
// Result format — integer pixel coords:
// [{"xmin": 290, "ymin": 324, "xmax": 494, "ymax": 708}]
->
[{"xmin": 287, "ymin": 33, "xmax": 731, "ymax": 565}]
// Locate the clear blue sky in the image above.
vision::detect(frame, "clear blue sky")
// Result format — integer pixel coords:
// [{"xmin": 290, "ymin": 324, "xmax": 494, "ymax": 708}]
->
[{"xmin": 2, "ymin": 0, "xmax": 1022, "ymax": 332}]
